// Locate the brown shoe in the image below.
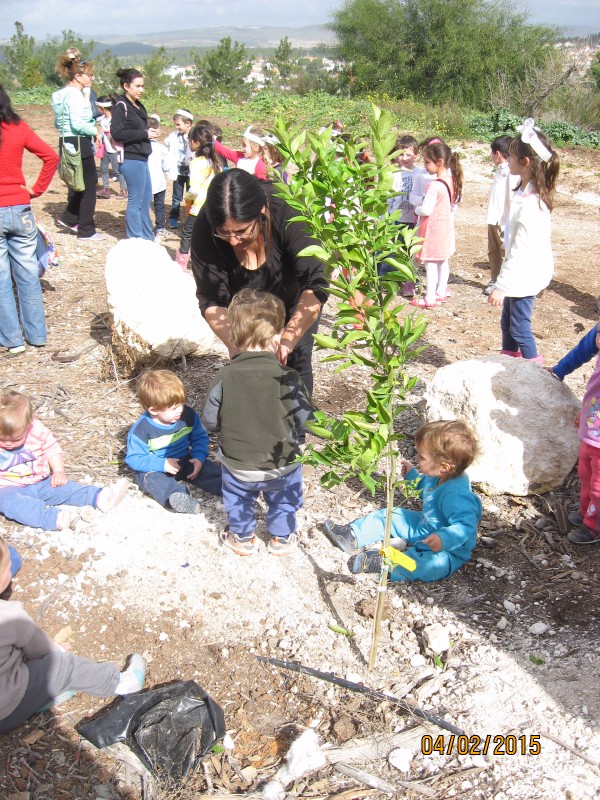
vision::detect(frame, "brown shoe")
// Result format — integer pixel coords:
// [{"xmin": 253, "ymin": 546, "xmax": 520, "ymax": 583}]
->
[{"xmin": 96, "ymin": 188, "xmax": 110, "ymax": 199}]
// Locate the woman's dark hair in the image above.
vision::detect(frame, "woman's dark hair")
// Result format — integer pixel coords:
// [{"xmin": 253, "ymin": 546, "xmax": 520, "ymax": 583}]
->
[
  {"xmin": 0, "ymin": 84, "xmax": 21, "ymax": 149},
  {"xmin": 116, "ymin": 67, "xmax": 144, "ymax": 88},
  {"xmin": 205, "ymin": 169, "xmax": 268, "ymax": 230},
  {"xmin": 190, "ymin": 123, "xmax": 221, "ymax": 174}
]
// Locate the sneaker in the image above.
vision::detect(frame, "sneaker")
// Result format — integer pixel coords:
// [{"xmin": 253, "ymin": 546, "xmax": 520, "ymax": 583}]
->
[
  {"xmin": 567, "ymin": 510, "xmax": 583, "ymax": 526},
  {"xmin": 567, "ymin": 524, "xmax": 600, "ymax": 545},
  {"xmin": 96, "ymin": 478, "xmax": 128, "ymax": 513},
  {"xmin": 401, "ymin": 281, "xmax": 416, "ymax": 297},
  {"xmin": 115, "ymin": 653, "xmax": 146, "ymax": 694},
  {"xmin": 154, "ymin": 228, "xmax": 166, "ymax": 242},
  {"xmin": 96, "ymin": 188, "xmax": 111, "ymax": 199},
  {"xmin": 7, "ymin": 345, "xmax": 25, "ymax": 355},
  {"xmin": 169, "ymin": 492, "xmax": 201, "ymax": 514},
  {"xmin": 78, "ymin": 232, "xmax": 107, "ymax": 241},
  {"xmin": 219, "ymin": 530, "xmax": 256, "ymax": 556},
  {"xmin": 268, "ymin": 533, "xmax": 297, "ymax": 555},
  {"xmin": 168, "ymin": 219, "xmax": 179, "ymax": 230},
  {"xmin": 483, "ymin": 280, "xmax": 496, "ymax": 296},
  {"xmin": 56, "ymin": 508, "xmax": 80, "ymax": 530},
  {"xmin": 323, "ymin": 520, "xmax": 358, "ymax": 554},
  {"xmin": 349, "ymin": 549, "xmax": 383, "ymax": 574},
  {"xmin": 57, "ymin": 219, "xmax": 78, "ymax": 233}
]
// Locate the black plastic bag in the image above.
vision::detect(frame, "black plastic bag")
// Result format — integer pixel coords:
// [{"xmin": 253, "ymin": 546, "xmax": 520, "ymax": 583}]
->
[{"xmin": 76, "ymin": 680, "xmax": 225, "ymax": 780}]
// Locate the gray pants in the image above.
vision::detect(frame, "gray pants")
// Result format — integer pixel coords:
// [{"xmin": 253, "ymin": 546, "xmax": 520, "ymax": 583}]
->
[{"xmin": 0, "ymin": 650, "xmax": 119, "ymax": 733}]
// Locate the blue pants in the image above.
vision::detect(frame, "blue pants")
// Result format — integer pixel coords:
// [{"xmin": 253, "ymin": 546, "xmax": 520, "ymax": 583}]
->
[
  {"xmin": 99, "ymin": 151, "xmax": 127, "ymax": 191},
  {"xmin": 119, "ymin": 159, "xmax": 154, "ymax": 241},
  {"xmin": 169, "ymin": 174, "xmax": 189, "ymax": 223},
  {"xmin": 0, "ymin": 478, "xmax": 101, "ymax": 531},
  {"xmin": 500, "ymin": 295, "xmax": 537, "ymax": 358},
  {"xmin": 221, "ymin": 464, "xmax": 303, "ymax": 538},
  {"xmin": 0, "ymin": 204, "xmax": 47, "ymax": 349},
  {"xmin": 132, "ymin": 457, "xmax": 222, "ymax": 508},
  {"xmin": 351, "ymin": 507, "xmax": 459, "ymax": 583}
]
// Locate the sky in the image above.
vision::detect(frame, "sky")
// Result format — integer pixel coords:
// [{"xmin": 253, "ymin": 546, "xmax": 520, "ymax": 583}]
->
[{"xmin": 0, "ymin": 0, "xmax": 598, "ymax": 41}]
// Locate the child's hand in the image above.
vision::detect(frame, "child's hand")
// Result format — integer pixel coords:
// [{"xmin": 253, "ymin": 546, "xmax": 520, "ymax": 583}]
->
[
  {"xmin": 165, "ymin": 458, "xmax": 180, "ymax": 475},
  {"xmin": 51, "ymin": 469, "xmax": 68, "ymax": 487},
  {"xmin": 422, "ymin": 533, "xmax": 442, "ymax": 552},
  {"xmin": 487, "ymin": 288, "xmax": 504, "ymax": 307},
  {"xmin": 188, "ymin": 458, "xmax": 202, "ymax": 480},
  {"xmin": 400, "ymin": 459, "xmax": 413, "ymax": 476},
  {"xmin": 574, "ymin": 410, "xmax": 581, "ymax": 428}
]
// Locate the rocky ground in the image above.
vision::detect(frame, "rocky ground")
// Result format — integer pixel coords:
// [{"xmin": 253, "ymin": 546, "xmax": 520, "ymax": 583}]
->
[{"xmin": 1, "ymin": 107, "xmax": 599, "ymax": 800}]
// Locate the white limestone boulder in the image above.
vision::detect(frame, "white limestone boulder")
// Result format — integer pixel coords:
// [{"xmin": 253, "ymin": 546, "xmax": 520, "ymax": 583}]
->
[
  {"xmin": 105, "ymin": 239, "xmax": 222, "ymax": 360},
  {"xmin": 424, "ymin": 356, "xmax": 581, "ymax": 496}
]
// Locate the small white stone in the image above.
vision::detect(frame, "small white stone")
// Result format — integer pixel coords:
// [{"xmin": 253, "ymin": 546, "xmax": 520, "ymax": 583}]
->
[
  {"xmin": 278, "ymin": 638, "xmax": 292, "ymax": 650},
  {"xmin": 423, "ymin": 623, "xmax": 450, "ymax": 653},
  {"xmin": 503, "ymin": 600, "xmax": 516, "ymax": 613},
  {"xmin": 496, "ymin": 617, "xmax": 508, "ymax": 630},
  {"xmin": 528, "ymin": 622, "xmax": 548, "ymax": 636},
  {"xmin": 410, "ymin": 654, "xmax": 427, "ymax": 667},
  {"xmin": 158, "ymin": 631, "xmax": 169, "ymax": 641},
  {"xmin": 389, "ymin": 747, "xmax": 412, "ymax": 773}
]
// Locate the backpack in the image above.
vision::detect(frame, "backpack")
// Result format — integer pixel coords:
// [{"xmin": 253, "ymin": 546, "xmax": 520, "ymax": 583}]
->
[{"xmin": 109, "ymin": 100, "xmax": 127, "ymax": 163}]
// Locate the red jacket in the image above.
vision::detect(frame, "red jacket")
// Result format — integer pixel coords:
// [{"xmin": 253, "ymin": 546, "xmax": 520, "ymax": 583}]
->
[{"xmin": 0, "ymin": 120, "xmax": 59, "ymax": 208}]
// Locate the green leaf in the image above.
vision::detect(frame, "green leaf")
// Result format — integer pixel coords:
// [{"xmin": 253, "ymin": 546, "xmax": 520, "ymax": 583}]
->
[
  {"xmin": 298, "ymin": 245, "xmax": 330, "ymax": 261},
  {"xmin": 328, "ymin": 624, "xmax": 356, "ymax": 638},
  {"xmin": 529, "ymin": 654, "xmax": 545, "ymax": 666}
]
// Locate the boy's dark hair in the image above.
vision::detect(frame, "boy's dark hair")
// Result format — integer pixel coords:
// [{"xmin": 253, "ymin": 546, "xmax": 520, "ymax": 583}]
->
[
  {"xmin": 229, "ymin": 289, "xmax": 285, "ymax": 349},
  {"xmin": 396, "ymin": 134, "xmax": 418, "ymax": 151},
  {"xmin": 212, "ymin": 125, "xmax": 223, "ymax": 141},
  {"xmin": 415, "ymin": 420, "xmax": 479, "ymax": 479},
  {"xmin": 136, "ymin": 370, "xmax": 186, "ymax": 411},
  {"xmin": 490, "ymin": 135, "xmax": 512, "ymax": 159}
]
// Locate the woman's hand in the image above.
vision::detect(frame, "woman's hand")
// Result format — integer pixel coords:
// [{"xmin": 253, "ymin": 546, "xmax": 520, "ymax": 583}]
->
[
  {"xmin": 20, "ymin": 185, "xmax": 36, "ymax": 198},
  {"xmin": 278, "ymin": 337, "xmax": 294, "ymax": 366},
  {"xmin": 488, "ymin": 288, "xmax": 504, "ymax": 307},
  {"xmin": 147, "ymin": 128, "xmax": 158, "ymax": 140}
]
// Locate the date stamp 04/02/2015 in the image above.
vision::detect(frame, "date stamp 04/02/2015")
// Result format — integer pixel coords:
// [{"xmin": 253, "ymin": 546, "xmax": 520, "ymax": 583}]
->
[{"xmin": 421, "ymin": 734, "xmax": 541, "ymax": 757}]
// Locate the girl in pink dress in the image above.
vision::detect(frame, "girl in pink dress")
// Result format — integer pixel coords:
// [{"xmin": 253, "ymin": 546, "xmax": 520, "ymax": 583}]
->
[{"xmin": 411, "ymin": 140, "xmax": 463, "ymax": 308}]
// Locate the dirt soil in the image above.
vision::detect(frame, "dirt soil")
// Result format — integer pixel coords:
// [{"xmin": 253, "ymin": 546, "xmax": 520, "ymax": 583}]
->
[{"xmin": 1, "ymin": 106, "xmax": 600, "ymax": 800}]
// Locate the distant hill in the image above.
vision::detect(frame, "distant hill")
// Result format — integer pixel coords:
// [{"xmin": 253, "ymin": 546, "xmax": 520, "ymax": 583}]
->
[{"xmin": 95, "ymin": 24, "xmax": 335, "ymax": 52}]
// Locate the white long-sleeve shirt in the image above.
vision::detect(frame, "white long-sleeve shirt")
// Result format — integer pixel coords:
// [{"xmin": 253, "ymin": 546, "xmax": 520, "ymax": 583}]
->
[{"xmin": 494, "ymin": 182, "xmax": 553, "ymax": 298}]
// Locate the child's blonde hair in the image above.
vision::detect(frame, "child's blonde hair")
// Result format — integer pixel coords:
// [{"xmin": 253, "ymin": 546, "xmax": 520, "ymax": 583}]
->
[
  {"xmin": 136, "ymin": 370, "xmax": 186, "ymax": 411},
  {"xmin": 0, "ymin": 390, "xmax": 32, "ymax": 437},
  {"xmin": 229, "ymin": 289, "xmax": 285, "ymax": 349},
  {"xmin": 243, "ymin": 125, "xmax": 265, "ymax": 157},
  {"xmin": 415, "ymin": 420, "xmax": 479, "ymax": 479},
  {"xmin": 0, "ymin": 536, "xmax": 9, "ymax": 575}
]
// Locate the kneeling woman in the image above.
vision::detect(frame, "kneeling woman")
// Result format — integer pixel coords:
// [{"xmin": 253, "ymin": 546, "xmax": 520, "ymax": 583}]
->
[{"xmin": 190, "ymin": 169, "xmax": 328, "ymax": 395}]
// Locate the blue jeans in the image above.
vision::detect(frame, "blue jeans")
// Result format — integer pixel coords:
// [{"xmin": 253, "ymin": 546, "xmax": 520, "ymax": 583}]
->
[
  {"xmin": 0, "ymin": 204, "xmax": 47, "ymax": 349},
  {"xmin": 119, "ymin": 159, "xmax": 154, "ymax": 240},
  {"xmin": 0, "ymin": 477, "xmax": 101, "ymax": 530},
  {"xmin": 9, "ymin": 545, "xmax": 22, "ymax": 577},
  {"xmin": 500, "ymin": 296, "xmax": 537, "ymax": 358},
  {"xmin": 100, "ymin": 151, "xmax": 127, "ymax": 191},
  {"xmin": 169, "ymin": 175, "xmax": 189, "ymax": 223},
  {"xmin": 351, "ymin": 508, "xmax": 460, "ymax": 583},
  {"xmin": 132, "ymin": 457, "xmax": 222, "ymax": 507},
  {"xmin": 221, "ymin": 464, "xmax": 303, "ymax": 538}
]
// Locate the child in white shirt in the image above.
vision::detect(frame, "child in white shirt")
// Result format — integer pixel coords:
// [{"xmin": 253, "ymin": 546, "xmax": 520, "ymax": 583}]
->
[
  {"xmin": 484, "ymin": 135, "xmax": 518, "ymax": 295},
  {"xmin": 147, "ymin": 114, "xmax": 175, "ymax": 241}
]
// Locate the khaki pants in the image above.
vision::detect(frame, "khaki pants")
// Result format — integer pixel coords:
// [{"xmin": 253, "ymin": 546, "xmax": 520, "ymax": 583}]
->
[{"xmin": 487, "ymin": 223, "xmax": 504, "ymax": 281}]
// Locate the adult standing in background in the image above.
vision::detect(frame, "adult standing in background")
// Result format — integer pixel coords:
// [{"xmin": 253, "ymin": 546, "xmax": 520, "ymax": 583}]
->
[
  {"xmin": 110, "ymin": 68, "xmax": 157, "ymax": 241},
  {"xmin": 51, "ymin": 49, "xmax": 105, "ymax": 241},
  {"xmin": 0, "ymin": 84, "xmax": 58, "ymax": 354}
]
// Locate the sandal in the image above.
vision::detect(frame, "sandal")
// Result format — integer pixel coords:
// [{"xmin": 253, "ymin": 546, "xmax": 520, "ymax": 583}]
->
[{"xmin": 410, "ymin": 297, "xmax": 438, "ymax": 309}]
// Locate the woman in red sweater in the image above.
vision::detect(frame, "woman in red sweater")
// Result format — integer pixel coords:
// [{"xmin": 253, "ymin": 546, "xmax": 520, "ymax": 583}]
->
[{"xmin": 0, "ymin": 84, "xmax": 59, "ymax": 354}]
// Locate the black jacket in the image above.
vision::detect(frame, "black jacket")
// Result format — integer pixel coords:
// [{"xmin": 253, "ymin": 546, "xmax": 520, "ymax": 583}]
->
[{"xmin": 110, "ymin": 96, "xmax": 151, "ymax": 161}]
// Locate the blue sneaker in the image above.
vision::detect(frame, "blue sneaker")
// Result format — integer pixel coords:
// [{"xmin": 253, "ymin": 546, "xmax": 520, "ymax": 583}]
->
[
  {"xmin": 323, "ymin": 520, "xmax": 358, "ymax": 554},
  {"xmin": 168, "ymin": 219, "xmax": 179, "ymax": 230},
  {"xmin": 36, "ymin": 690, "xmax": 76, "ymax": 713}
]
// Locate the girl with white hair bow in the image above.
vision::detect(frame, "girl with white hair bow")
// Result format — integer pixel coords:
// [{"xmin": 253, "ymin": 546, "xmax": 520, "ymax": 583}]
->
[
  {"xmin": 487, "ymin": 119, "xmax": 559, "ymax": 364},
  {"xmin": 213, "ymin": 124, "xmax": 268, "ymax": 180}
]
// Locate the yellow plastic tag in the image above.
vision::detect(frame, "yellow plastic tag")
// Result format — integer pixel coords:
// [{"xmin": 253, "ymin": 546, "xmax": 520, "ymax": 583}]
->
[{"xmin": 380, "ymin": 546, "xmax": 417, "ymax": 572}]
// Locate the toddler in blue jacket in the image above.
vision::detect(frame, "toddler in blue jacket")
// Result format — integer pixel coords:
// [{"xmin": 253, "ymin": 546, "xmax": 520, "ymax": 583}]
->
[
  {"xmin": 126, "ymin": 370, "xmax": 222, "ymax": 513},
  {"xmin": 324, "ymin": 420, "xmax": 482, "ymax": 581}
]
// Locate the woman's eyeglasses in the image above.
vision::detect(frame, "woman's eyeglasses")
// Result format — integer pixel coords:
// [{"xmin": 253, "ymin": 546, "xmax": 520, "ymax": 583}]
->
[{"xmin": 213, "ymin": 218, "xmax": 259, "ymax": 242}]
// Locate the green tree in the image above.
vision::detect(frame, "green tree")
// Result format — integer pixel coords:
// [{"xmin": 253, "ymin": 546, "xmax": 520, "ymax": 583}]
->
[
  {"xmin": 590, "ymin": 51, "xmax": 600, "ymax": 91},
  {"xmin": 37, "ymin": 30, "xmax": 96, "ymax": 86},
  {"xmin": 330, "ymin": 0, "xmax": 558, "ymax": 107},
  {"xmin": 192, "ymin": 37, "xmax": 252, "ymax": 96},
  {"xmin": 0, "ymin": 22, "xmax": 43, "ymax": 89},
  {"xmin": 92, "ymin": 49, "xmax": 122, "ymax": 95},
  {"xmin": 142, "ymin": 46, "xmax": 173, "ymax": 94},
  {"xmin": 272, "ymin": 36, "xmax": 295, "ymax": 89},
  {"xmin": 273, "ymin": 108, "xmax": 426, "ymax": 667}
]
